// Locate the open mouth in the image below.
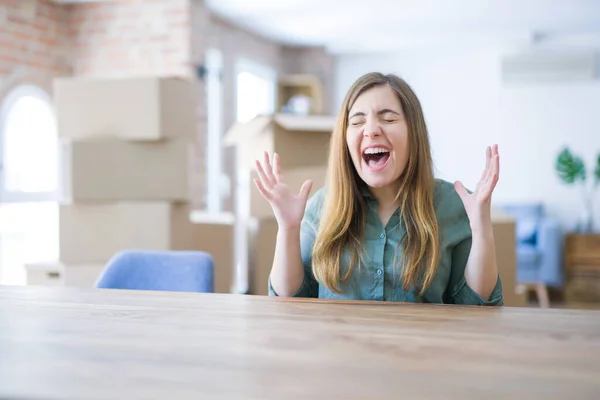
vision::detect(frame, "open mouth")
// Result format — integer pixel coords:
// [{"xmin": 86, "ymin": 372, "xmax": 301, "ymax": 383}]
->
[{"xmin": 362, "ymin": 147, "xmax": 390, "ymax": 170}]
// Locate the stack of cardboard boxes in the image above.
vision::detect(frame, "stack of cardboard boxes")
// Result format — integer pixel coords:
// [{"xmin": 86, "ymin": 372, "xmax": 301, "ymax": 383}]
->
[
  {"xmin": 224, "ymin": 114, "xmax": 335, "ymax": 295},
  {"xmin": 26, "ymin": 77, "xmax": 234, "ymax": 293}
]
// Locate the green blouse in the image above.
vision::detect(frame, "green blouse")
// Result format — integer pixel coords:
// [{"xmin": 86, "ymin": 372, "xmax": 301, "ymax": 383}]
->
[{"xmin": 268, "ymin": 179, "xmax": 503, "ymax": 306}]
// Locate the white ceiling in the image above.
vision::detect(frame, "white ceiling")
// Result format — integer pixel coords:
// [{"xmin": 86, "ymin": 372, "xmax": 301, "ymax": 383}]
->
[
  {"xmin": 51, "ymin": 0, "xmax": 600, "ymax": 53},
  {"xmin": 204, "ymin": 0, "xmax": 600, "ymax": 53}
]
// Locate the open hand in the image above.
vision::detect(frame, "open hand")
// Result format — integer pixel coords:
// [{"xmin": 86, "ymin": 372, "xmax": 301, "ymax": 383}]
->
[
  {"xmin": 254, "ymin": 152, "xmax": 313, "ymax": 231},
  {"xmin": 454, "ymin": 144, "xmax": 500, "ymax": 228}
]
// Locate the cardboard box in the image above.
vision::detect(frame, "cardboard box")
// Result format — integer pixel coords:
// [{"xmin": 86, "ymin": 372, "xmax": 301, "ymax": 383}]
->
[
  {"xmin": 248, "ymin": 218, "xmax": 278, "ymax": 296},
  {"xmin": 248, "ymin": 165, "xmax": 327, "ymax": 218},
  {"xmin": 64, "ymin": 263, "xmax": 106, "ymax": 287},
  {"xmin": 189, "ymin": 212, "xmax": 236, "ymax": 294},
  {"xmin": 26, "ymin": 262, "xmax": 107, "ymax": 288},
  {"xmin": 60, "ymin": 204, "xmax": 235, "ymax": 293},
  {"xmin": 25, "ymin": 262, "xmax": 65, "ymax": 287},
  {"xmin": 61, "ymin": 138, "xmax": 191, "ymax": 202},
  {"xmin": 54, "ymin": 77, "xmax": 195, "ymax": 141},
  {"xmin": 277, "ymin": 74, "xmax": 324, "ymax": 114},
  {"xmin": 223, "ymin": 114, "xmax": 335, "ymax": 170},
  {"xmin": 491, "ymin": 208, "xmax": 524, "ymax": 307}
]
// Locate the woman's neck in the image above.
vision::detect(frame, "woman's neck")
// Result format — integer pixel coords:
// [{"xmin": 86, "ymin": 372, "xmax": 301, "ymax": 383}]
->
[
  {"xmin": 369, "ymin": 184, "xmax": 401, "ymax": 209},
  {"xmin": 369, "ymin": 184, "xmax": 401, "ymax": 228}
]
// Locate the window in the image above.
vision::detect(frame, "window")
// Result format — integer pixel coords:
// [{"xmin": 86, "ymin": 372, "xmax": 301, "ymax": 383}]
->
[
  {"xmin": 206, "ymin": 48, "xmax": 225, "ymax": 213},
  {"xmin": 0, "ymin": 85, "xmax": 60, "ymax": 285},
  {"xmin": 235, "ymin": 58, "xmax": 276, "ymax": 123}
]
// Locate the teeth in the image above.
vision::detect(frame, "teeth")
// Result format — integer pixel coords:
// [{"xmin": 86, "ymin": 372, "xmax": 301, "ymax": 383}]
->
[{"xmin": 364, "ymin": 147, "xmax": 389, "ymax": 155}]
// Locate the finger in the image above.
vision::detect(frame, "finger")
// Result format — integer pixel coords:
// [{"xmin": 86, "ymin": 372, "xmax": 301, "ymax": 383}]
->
[
  {"xmin": 480, "ymin": 146, "xmax": 491, "ymax": 181},
  {"xmin": 263, "ymin": 151, "xmax": 277, "ymax": 183},
  {"xmin": 273, "ymin": 153, "xmax": 284, "ymax": 183},
  {"xmin": 485, "ymin": 144, "xmax": 499, "ymax": 182},
  {"xmin": 493, "ymin": 149, "xmax": 499, "ymax": 181},
  {"xmin": 299, "ymin": 180, "xmax": 313, "ymax": 201},
  {"xmin": 482, "ymin": 155, "xmax": 500, "ymax": 198},
  {"xmin": 255, "ymin": 160, "xmax": 274, "ymax": 189},
  {"xmin": 453, "ymin": 181, "xmax": 469, "ymax": 203},
  {"xmin": 254, "ymin": 179, "xmax": 273, "ymax": 202}
]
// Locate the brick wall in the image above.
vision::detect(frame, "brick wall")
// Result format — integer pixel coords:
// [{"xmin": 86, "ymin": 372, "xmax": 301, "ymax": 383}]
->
[
  {"xmin": 0, "ymin": 0, "xmax": 71, "ymax": 97},
  {"xmin": 67, "ymin": 0, "xmax": 192, "ymax": 78}
]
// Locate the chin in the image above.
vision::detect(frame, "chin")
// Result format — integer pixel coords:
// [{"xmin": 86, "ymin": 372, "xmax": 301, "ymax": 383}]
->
[{"xmin": 358, "ymin": 173, "xmax": 395, "ymax": 188}]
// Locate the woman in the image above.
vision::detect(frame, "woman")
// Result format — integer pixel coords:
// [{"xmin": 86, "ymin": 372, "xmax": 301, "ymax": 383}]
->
[{"xmin": 254, "ymin": 72, "xmax": 503, "ymax": 305}]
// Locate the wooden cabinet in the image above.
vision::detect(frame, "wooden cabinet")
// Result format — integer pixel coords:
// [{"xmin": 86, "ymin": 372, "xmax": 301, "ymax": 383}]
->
[
  {"xmin": 277, "ymin": 74, "xmax": 324, "ymax": 115},
  {"xmin": 564, "ymin": 234, "xmax": 600, "ymax": 302}
]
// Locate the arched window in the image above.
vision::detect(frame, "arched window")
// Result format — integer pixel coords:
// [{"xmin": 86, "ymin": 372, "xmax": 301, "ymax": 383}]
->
[{"xmin": 0, "ymin": 85, "xmax": 60, "ymax": 285}]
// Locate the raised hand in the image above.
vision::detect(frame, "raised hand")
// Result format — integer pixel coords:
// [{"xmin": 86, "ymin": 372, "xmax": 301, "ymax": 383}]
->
[
  {"xmin": 454, "ymin": 144, "xmax": 500, "ymax": 229},
  {"xmin": 254, "ymin": 151, "xmax": 313, "ymax": 231}
]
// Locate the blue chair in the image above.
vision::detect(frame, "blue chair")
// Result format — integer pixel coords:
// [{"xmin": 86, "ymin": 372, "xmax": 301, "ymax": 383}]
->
[
  {"xmin": 95, "ymin": 250, "xmax": 214, "ymax": 293},
  {"xmin": 500, "ymin": 203, "xmax": 563, "ymax": 306}
]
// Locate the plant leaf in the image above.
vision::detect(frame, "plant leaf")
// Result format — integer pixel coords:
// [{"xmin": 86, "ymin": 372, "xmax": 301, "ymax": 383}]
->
[{"xmin": 555, "ymin": 147, "xmax": 586, "ymax": 184}]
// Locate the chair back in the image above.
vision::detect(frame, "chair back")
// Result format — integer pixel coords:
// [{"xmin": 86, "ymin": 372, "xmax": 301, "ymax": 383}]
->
[{"xmin": 95, "ymin": 250, "xmax": 214, "ymax": 293}]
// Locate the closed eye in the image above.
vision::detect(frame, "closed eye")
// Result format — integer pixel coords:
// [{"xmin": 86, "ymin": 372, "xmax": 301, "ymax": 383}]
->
[{"xmin": 381, "ymin": 113, "xmax": 399, "ymax": 123}]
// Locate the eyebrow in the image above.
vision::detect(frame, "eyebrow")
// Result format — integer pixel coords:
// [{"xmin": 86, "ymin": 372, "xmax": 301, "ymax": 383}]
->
[{"xmin": 349, "ymin": 109, "xmax": 401, "ymax": 119}]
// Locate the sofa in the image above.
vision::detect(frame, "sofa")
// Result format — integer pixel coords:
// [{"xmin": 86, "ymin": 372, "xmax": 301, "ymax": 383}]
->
[{"xmin": 500, "ymin": 203, "xmax": 564, "ymax": 289}]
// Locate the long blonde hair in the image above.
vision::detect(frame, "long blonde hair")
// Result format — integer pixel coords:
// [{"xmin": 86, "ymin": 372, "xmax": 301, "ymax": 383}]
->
[{"xmin": 312, "ymin": 72, "xmax": 439, "ymax": 296}]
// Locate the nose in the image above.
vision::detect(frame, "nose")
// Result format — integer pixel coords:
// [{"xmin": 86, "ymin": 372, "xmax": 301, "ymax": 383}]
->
[{"xmin": 363, "ymin": 117, "xmax": 381, "ymax": 138}]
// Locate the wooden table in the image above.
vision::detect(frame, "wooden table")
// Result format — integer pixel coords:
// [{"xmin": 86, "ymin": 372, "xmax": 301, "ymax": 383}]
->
[{"xmin": 1, "ymin": 286, "xmax": 599, "ymax": 400}]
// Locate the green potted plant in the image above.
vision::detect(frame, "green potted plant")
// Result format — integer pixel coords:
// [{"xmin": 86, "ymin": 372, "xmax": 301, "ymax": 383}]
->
[{"xmin": 555, "ymin": 148, "xmax": 600, "ymax": 232}]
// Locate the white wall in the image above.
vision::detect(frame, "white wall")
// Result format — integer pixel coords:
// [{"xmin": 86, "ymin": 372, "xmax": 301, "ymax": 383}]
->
[{"xmin": 335, "ymin": 48, "xmax": 600, "ymax": 231}]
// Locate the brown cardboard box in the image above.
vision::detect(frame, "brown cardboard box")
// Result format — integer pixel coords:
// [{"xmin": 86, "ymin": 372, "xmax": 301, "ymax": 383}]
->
[
  {"xmin": 25, "ymin": 262, "xmax": 105, "ymax": 288},
  {"xmin": 61, "ymin": 138, "xmax": 191, "ymax": 202},
  {"xmin": 64, "ymin": 263, "xmax": 106, "ymax": 287},
  {"xmin": 277, "ymin": 74, "xmax": 325, "ymax": 114},
  {"xmin": 248, "ymin": 165, "xmax": 327, "ymax": 218},
  {"xmin": 25, "ymin": 262, "xmax": 65, "ymax": 287},
  {"xmin": 223, "ymin": 114, "xmax": 335, "ymax": 170},
  {"xmin": 54, "ymin": 77, "xmax": 195, "ymax": 141},
  {"xmin": 491, "ymin": 208, "xmax": 524, "ymax": 307},
  {"xmin": 30, "ymin": 213, "xmax": 235, "ymax": 293},
  {"xmin": 247, "ymin": 209, "xmax": 523, "ymax": 304},
  {"xmin": 248, "ymin": 217, "xmax": 278, "ymax": 296},
  {"xmin": 189, "ymin": 212, "xmax": 236, "ymax": 294},
  {"xmin": 60, "ymin": 205, "xmax": 235, "ymax": 293},
  {"xmin": 60, "ymin": 202, "xmax": 194, "ymax": 264}
]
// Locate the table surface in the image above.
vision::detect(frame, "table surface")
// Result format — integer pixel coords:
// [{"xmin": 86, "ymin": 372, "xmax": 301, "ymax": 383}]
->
[{"xmin": 1, "ymin": 286, "xmax": 600, "ymax": 400}]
